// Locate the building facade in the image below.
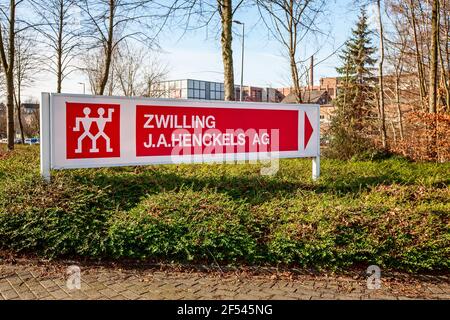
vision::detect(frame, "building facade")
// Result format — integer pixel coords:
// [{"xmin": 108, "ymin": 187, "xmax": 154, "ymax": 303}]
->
[
  {"xmin": 151, "ymin": 79, "xmax": 225, "ymax": 100},
  {"xmin": 151, "ymin": 79, "xmax": 283, "ymax": 103}
]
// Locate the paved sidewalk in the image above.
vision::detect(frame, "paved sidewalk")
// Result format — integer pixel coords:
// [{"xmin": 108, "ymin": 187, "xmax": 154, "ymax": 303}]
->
[{"xmin": 0, "ymin": 261, "xmax": 449, "ymax": 300}]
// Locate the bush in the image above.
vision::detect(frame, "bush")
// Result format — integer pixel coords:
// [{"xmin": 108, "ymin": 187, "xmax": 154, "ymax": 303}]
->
[
  {"xmin": 107, "ymin": 189, "xmax": 257, "ymax": 262},
  {"xmin": 391, "ymin": 111, "xmax": 450, "ymax": 162},
  {"xmin": 0, "ymin": 146, "xmax": 449, "ymax": 272},
  {"xmin": 324, "ymin": 124, "xmax": 376, "ymax": 160}
]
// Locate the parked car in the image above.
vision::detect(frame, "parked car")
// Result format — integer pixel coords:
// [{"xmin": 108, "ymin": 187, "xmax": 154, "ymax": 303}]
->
[{"xmin": 24, "ymin": 137, "xmax": 39, "ymax": 145}]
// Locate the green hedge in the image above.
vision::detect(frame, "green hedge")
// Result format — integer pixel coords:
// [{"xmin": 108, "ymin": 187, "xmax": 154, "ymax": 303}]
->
[{"xmin": 0, "ymin": 146, "xmax": 449, "ymax": 271}]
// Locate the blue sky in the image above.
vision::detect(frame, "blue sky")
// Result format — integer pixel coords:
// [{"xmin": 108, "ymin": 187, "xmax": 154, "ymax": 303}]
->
[
  {"xmin": 26, "ymin": 0, "xmax": 374, "ymax": 100},
  {"xmin": 160, "ymin": 0, "xmax": 360, "ymax": 87}
]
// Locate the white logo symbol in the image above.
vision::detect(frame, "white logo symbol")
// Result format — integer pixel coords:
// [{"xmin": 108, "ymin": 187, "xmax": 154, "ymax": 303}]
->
[
  {"xmin": 366, "ymin": 265, "xmax": 381, "ymax": 290},
  {"xmin": 66, "ymin": 265, "xmax": 81, "ymax": 290},
  {"xmin": 73, "ymin": 107, "xmax": 114, "ymax": 153}
]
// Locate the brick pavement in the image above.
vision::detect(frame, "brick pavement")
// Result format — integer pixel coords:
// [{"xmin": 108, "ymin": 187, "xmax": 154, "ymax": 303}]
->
[{"xmin": 0, "ymin": 261, "xmax": 449, "ymax": 300}]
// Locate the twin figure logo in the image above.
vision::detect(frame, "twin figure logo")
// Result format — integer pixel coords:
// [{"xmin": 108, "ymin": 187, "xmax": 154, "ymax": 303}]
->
[{"xmin": 74, "ymin": 107, "xmax": 114, "ymax": 153}]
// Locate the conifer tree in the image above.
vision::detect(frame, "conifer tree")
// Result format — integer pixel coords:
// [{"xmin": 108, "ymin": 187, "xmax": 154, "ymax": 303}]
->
[{"xmin": 327, "ymin": 8, "xmax": 378, "ymax": 159}]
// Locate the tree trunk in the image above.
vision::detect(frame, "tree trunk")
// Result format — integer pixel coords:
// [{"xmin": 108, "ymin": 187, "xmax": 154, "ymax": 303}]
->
[
  {"xmin": 438, "ymin": 27, "xmax": 449, "ymax": 112},
  {"xmin": 429, "ymin": 0, "xmax": 439, "ymax": 114},
  {"xmin": 56, "ymin": 0, "xmax": 64, "ymax": 93},
  {"xmin": 343, "ymin": 53, "xmax": 350, "ymax": 112},
  {"xmin": 439, "ymin": 51, "xmax": 449, "ymax": 112},
  {"xmin": 6, "ymin": 1, "xmax": 16, "ymax": 150},
  {"xmin": 108, "ymin": 62, "xmax": 114, "ymax": 95},
  {"xmin": 99, "ymin": 0, "xmax": 114, "ymax": 95},
  {"xmin": 6, "ymin": 73, "xmax": 15, "ymax": 149},
  {"xmin": 390, "ymin": 121, "xmax": 397, "ymax": 144},
  {"xmin": 395, "ymin": 74, "xmax": 404, "ymax": 140},
  {"xmin": 409, "ymin": 0, "xmax": 427, "ymax": 109},
  {"xmin": 14, "ymin": 89, "xmax": 24, "ymax": 144},
  {"xmin": 287, "ymin": 1, "xmax": 301, "ymax": 103},
  {"xmin": 290, "ymin": 52, "xmax": 302, "ymax": 103},
  {"xmin": 377, "ymin": 0, "xmax": 387, "ymax": 149},
  {"xmin": 445, "ymin": 1, "xmax": 450, "ymax": 112},
  {"xmin": 220, "ymin": 0, "xmax": 235, "ymax": 101}
]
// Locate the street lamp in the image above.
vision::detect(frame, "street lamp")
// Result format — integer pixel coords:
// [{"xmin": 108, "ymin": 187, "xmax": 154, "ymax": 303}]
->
[
  {"xmin": 78, "ymin": 82, "xmax": 86, "ymax": 94},
  {"xmin": 233, "ymin": 20, "xmax": 244, "ymax": 102}
]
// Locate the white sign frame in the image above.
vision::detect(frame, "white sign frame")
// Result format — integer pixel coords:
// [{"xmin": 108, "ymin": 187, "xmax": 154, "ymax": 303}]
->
[{"xmin": 40, "ymin": 93, "xmax": 320, "ymax": 181}]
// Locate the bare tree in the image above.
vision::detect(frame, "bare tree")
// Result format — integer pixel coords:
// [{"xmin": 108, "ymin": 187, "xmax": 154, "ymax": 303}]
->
[
  {"xmin": 78, "ymin": 0, "xmax": 161, "ymax": 95},
  {"xmin": 385, "ymin": 10, "xmax": 408, "ymax": 140},
  {"xmin": 162, "ymin": 0, "xmax": 248, "ymax": 101},
  {"xmin": 218, "ymin": 0, "xmax": 238, "ymax": 101},
  {"xmin": 0, "ymin": 66, "xmax": 4, "ymax": 138},
  {"xmin": 80, "ymin": 47, "xmax": 107, "ymax": 95},
  {"xmin": 376, "ymin": 0, "xmax": 387, "ymax": 148},
  {"xmin": 29, "ymin": 0, "xmax": 80, "ymax": 93},
  {"xmin": 386, "ymin": 0, "xmax": 449, "ymax": 113},
  {"xmin": 429, "ymin": 0, "xmax": 439, "ymax": 113},
  {"xmin": 114, "ymin": 44, "xmax": 171, "ymax": 98},
  {"xmin": 0, "ymin": 60, "xmax": 4, "ymax": 96},
  {"xmin": 140, "ymin": 59, "xmax": 168, "ymax": 97},
  {"xmin": 257, "ymin": 0, "xmax": 327, "ymax": 103},
  {"xmin": 23, "ymin": 99, "xmax": 40, "ymax": 137},
  {"xmin": 14, "ymin": 32, "xmax": 39, "ymax": 143},
  {"xmin": 408, "ymin": 0, "xmax": 427, "ymax": 108},
  {"xmin": 0, "ymin": 0, "xmax": 22, "ymax": 150},
  {"xmin": 438, "ymin": 0, "xmax": 450, "ymax": 111},
  {"xmin": 113, "ymin": 41, "xmax": 169, "ymax": 97},
  {"xmin": 82, "ymin": 40, "xmax": 168, "ymax": 97},
  {"xmin": 114, "ymin": 42, "xmax": 145, "ymax": 96}
]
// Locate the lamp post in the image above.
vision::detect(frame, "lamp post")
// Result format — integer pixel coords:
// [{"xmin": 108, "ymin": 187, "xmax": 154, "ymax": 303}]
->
[
  {"xmin": 78, "ymin": 82, "xmax": 86, "ymax": 94},
  {"xmin": 233, "ymin": 20, "xmax": 244, "ymax": 102}
]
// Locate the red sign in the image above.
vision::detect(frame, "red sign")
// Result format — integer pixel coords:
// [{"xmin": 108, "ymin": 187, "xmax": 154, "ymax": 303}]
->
[
  {"xmin": 135, "ymin": 105, "xmax": 299, "ymax": 157},
  {"xmin": 46, "ymin": 94, "xmax": 320, "ymax": 180},
  {"xmin": 66, "ymin": 102, "xmax": 120, "ymax": 159}
]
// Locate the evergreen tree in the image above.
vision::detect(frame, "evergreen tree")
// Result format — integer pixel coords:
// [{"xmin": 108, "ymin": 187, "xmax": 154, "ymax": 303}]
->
[{"xmin": 326, "ymin": 8, "xmax": 378, "ymax": 159}]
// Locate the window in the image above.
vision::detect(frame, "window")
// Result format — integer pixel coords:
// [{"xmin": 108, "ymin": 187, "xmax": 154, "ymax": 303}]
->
[
  {"xmin": 209, "ymin": 82, "xmax": 224, "ymax": 100},
  {"xmin": 252, "ymin": 89, "xmax": 262, "ymax": 102},
  {"xmin": 187, "ymin": 80, "xmax": 206, "ymax": 99}
]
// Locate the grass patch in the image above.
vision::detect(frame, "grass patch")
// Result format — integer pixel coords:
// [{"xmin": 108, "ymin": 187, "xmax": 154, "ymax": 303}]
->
[{"xmin": 0, "ymin": 145, "xmax": 449, "ymax": 272}]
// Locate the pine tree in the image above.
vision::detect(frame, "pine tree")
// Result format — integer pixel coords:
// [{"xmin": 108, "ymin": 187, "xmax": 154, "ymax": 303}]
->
[{"xmin": 326, "ymin": 8, "xmax": 378, "ymax": 159}]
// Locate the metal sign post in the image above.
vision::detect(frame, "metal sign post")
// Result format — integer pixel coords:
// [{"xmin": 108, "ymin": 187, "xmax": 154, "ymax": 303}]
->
[{"xmin": 40, "ymin": 92, "xmax": 51, "ymax": 182}]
